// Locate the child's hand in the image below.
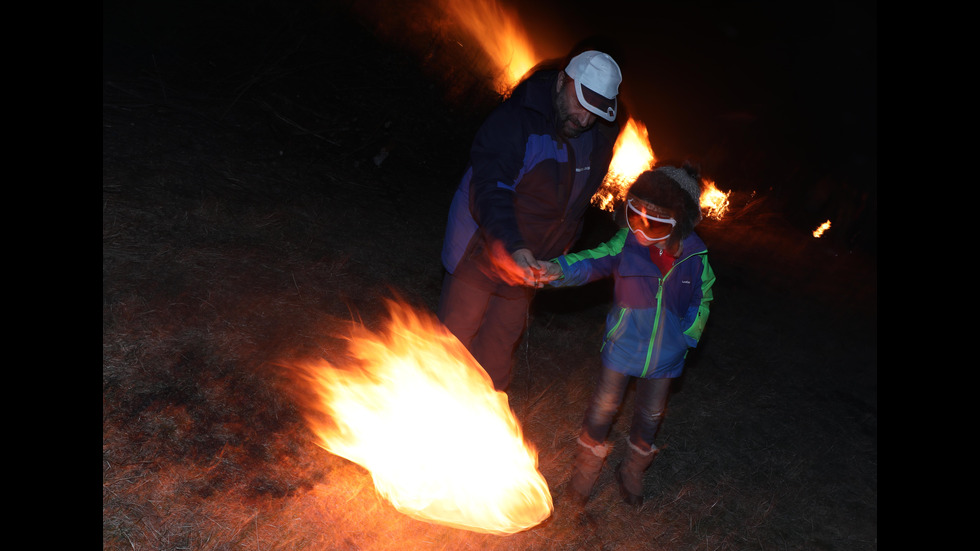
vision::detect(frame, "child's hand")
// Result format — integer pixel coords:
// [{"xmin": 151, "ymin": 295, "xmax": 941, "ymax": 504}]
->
[
  {"xmin": 509, "ymin": 249, "xmax": 563, "ymax": 286},
  {"xmin": 540, "ymin": 260, "xmax": 563, "ymax": 282}
]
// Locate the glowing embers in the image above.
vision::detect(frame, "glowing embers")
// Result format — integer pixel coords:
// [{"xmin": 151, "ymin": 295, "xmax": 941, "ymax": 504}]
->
[{"xmin": 296, "ymin": 300, "xmax": 552, "ymax": 534}]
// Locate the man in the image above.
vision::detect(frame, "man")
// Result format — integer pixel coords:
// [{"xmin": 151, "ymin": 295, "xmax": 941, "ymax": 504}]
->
[{"xmin": 438, "ymin": 49, "xmax": 624, "ymax": 391}]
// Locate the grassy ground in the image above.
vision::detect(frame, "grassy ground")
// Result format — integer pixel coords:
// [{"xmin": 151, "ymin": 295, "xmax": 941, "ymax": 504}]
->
[{"xmin": 103, "ymin": 2, "xmax": 876, "ymax": 549}]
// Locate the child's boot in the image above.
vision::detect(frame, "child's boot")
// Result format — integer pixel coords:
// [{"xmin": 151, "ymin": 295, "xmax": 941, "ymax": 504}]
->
[
  {"xmin": 615, "ymin": 440, "xmax": 658, "ymax": 506},
  {"xmin": 569, "ymin": 434, "xmax": 611, "ymax": 505}
]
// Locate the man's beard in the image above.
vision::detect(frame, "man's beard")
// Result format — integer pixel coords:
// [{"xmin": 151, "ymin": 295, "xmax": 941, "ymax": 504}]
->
[
  {"xmin": 555, "ymin": 85, "xmax": 589, "ymax": 138},
  {"xmin": 559, "ymin": 117, "xmax": 587, "ymax": 138}
]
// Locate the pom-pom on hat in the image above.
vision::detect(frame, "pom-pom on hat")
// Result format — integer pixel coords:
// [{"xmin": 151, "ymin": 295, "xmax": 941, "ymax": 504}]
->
[{"xmin": 564, "ymin": 50, "xmax": 622, "ymax": 122}]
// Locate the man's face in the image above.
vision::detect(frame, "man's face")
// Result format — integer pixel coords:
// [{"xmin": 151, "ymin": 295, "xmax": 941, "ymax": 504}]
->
[{"xmin": 555, "ymin": 73, "xmax": 597, "ymax": 138}]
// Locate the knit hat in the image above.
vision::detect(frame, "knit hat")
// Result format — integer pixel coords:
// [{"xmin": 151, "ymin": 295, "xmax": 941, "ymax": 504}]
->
[
  {"xmin": 654, "ymin": 166, "xmax": 702, "ymax": 208},
  {"xmin": 625, "ymin": 165, "xmax": 704, "ymax": 236},
  {"xmin": 564, "ymin": 51, "xmax": 622, "ymax": 122}
]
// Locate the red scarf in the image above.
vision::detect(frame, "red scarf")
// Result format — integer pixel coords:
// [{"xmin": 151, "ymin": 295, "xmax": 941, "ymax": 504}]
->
[{"xmin": 649, "ymin": 246, "xmax": 675, "ymax": 274}]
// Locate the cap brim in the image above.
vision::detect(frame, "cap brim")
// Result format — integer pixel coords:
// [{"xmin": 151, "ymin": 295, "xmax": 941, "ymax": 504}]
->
[{"xmin": 575, "ymin": 82, "xmax": 617, "ymax": 122}]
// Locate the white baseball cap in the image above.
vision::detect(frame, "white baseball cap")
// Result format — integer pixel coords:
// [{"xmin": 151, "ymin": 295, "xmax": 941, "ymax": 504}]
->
[{"xmin": 564, "ymin": 50, "xmax": 622, "ymax": 122}]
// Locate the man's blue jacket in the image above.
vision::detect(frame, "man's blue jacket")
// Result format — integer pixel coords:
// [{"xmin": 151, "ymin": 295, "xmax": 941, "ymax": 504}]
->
[{"xmin": 441, "ymin": 68, "xmax": 619, "ymax": 277}]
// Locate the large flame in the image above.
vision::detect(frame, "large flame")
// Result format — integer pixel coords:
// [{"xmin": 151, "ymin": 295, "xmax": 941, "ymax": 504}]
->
[
  {"xmin": 443, "ymin": 0, "xmax": 537, "ymax": 95},
  {"xmin": 295, "ymin": 300, "xmax": 552, "ymax": 534},
  {"xmin": 592, "ymin": 117, "xmax": 657, "ymax": 211}
]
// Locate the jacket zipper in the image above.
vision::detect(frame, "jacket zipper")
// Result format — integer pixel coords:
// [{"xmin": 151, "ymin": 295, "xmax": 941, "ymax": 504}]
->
[{"xmin": 638, "ymin": 251, "xmax": 703, "ymax": 377}]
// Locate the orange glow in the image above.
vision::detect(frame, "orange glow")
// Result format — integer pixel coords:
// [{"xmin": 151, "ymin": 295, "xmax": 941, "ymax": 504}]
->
[
  {"xmin": 485, "ymin": 239, "xmax": 531, "ymax": 285},
  {"xmin": 592, "ymin": 117, "xmax": 657, "ymax": 211},
  {"xmin": 700, "ymin": 179, "xmax": 731, "ymax": 220},
  {"xmin": 443, "ymin": 0, "xmax": 537, "ymax": 95},
  {"xmin": 813, "ymin": 219, "xmax": 832, "ymax": 238},
  {"xmin": 295, "ymin": 300, "xmax": 552, "ymax": 534}
]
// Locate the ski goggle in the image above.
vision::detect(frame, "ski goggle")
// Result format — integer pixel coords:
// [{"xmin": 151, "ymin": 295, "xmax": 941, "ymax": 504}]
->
[{"xmin": 626, "ymin": 198, "xmax": 676, "ymax": 242}]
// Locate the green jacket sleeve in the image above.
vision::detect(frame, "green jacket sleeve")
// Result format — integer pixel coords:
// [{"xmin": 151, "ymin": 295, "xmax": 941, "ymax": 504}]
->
[
  {"xmin": 560, "ymin": 227, "xmax": 629, "ymax": 265},
  {"xmin": 683, "ymin": 255, "xmax": 715, "ymax": 343},
  {"xmin": 549, "ymin": 228, "xmax": 628, "ymax": 286}
]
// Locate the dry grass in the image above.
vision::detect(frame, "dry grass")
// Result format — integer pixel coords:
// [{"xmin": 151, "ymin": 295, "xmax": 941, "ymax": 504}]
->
[{"xmin": 104, "ymin": 2, "xmax": 876, "ymax": 549}]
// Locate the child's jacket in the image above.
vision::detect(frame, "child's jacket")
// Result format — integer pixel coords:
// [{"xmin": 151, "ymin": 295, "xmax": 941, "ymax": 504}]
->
[{"xmin": 551, "ymin": 227, "xmax": 715, "ymax": 378}]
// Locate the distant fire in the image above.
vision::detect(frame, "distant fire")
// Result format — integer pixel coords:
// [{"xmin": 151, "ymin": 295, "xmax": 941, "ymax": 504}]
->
[
  {"xmin": 592, "ymin": 117, "xmax": 656, "ymax": 211},
  {"xmin": 443, "ymin": 0, "xmax": 537, "ymax": 95},
  {"xmin": 294, "ymin": 300, "xmax": 552, "ymax": 535},
  {"xmin": 813, "ymin": 219, "xmax": 832, "ymax": 238},
  {"xmin": 591, "ymin": 120, "xmax": 733, "ymax": 221},
  {"xmin": 700, "ymin": 179, "xmax": 731, "ymax": 220}
]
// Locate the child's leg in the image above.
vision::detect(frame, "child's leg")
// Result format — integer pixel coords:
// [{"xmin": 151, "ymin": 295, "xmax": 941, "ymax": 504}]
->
[
  {"xmin": 569, "ymin": 367, "xmax": 630, "ymax": 504},
  {"xmin": 581, "ymin": 367, "xmax": 631, "ymax": 443},
  {"xmin": 617, "ymin": 377, "xmax": 672, "ymax": 505},
  {"xmin": 628, "ymin": 377, "xmax": 672, "ymax": 451}
]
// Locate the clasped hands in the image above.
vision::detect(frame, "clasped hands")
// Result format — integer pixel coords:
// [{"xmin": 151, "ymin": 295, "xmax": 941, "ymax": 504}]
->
[{"xmin": 511, "ymin": 248, "xmax": 562, "ymax": 288}]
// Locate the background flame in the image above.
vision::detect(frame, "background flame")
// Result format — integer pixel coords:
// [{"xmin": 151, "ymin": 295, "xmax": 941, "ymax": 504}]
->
[
  {"xmin": 443, "ymin": 0, "xmax": 537, "ymax": 96},
  {"xmin": 295, "ymin": 300, "xmax": 553, "ymax": 535},
  {"xmin": 701, "ymin": 179, "xmax": 731, "ymax": 220},
  {"xmin": 592, "ymin": 117, "xmax": 657, "ymax": 211},
  {"xmin": 813, "ymin": 219, "xmax": 832, "ymax": 238}
]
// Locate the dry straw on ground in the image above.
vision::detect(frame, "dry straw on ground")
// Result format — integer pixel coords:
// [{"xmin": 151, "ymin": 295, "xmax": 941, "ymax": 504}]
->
[{"xmin": 104, "ymin": 2, "xmax": 876, "ymax": 549}]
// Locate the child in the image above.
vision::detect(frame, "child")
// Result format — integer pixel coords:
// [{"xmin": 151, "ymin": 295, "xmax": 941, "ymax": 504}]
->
[{"xmin": 544, "ymin": 163, "xmax": 715, "ymax": 507}]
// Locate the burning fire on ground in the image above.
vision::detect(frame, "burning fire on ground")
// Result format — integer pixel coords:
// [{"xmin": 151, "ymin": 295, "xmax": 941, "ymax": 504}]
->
[
  {"xmin": 292, "ymin": 300, "xmax": 552, "ymax": 534},
  {"xmin": 590, "ymin": 119, "xmax": 731, "ymax": 221},
  {"xmin": 700, "ymin": 179, "xmax": 731, "ymax": 220},
  {"xmin": 592, "ymin": 117, "xmax": 656, "ymax": 211}
]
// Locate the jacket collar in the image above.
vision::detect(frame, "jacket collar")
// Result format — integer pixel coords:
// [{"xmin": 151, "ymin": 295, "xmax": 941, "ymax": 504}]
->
[
  {"xmin": 619, "ymin": 230, "xmax": 708, "ymax": 277},
  {"xmin": 518, "ymin": 69, "xmax": 559, "ymax": 120}
]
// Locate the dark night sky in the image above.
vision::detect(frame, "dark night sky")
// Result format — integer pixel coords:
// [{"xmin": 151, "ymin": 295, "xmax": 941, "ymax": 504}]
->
[
  {"xmin": 104, "ymin": 0, "xmax": 877, "ymax": 248},
  {"xmin": 512, "ymin": 0, "xmax": 877, "ymax": 196}
]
